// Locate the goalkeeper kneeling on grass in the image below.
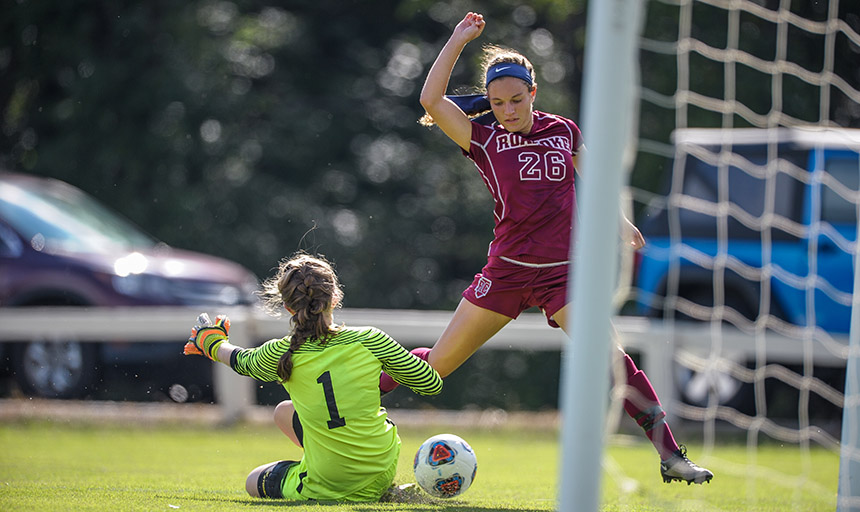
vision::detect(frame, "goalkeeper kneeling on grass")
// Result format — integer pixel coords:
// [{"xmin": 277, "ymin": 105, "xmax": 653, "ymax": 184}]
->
[{"xmin": 184, "ymin": 252, "xmax": 442, "ymax": 502}]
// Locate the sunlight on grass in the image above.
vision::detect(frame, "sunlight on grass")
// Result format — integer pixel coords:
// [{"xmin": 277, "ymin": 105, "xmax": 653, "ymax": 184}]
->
[{"xmin": 0, "ymin": 420, "xmax": 839, "ymax": 511}]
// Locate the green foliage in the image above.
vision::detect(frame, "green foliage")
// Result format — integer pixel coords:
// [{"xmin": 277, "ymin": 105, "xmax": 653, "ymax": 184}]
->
[
  {"xmin": 0, "ymin": 420, "xmax": 840, "ymax": 511},
  {"xmin": 0, "ymin": 1, "xmax": 586, "ymax": 310},
  {"xmin": 2, "ymin": 1, "xmax": 858, "ymax": 308}
]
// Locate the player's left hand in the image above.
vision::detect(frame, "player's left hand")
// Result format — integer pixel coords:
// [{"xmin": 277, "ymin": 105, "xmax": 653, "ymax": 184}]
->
[{"xmin": 183, "ymin": 313, "xmax": 230, "ymax": 361}]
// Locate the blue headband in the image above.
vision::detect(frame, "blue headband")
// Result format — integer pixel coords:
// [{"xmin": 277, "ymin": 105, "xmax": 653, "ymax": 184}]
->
[{"xmin": 485, "ymin": 62, "xmax": 533, "ymax": 88}]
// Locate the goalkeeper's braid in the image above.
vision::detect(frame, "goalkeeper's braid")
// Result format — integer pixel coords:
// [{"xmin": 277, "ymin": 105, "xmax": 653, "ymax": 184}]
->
[{"xmin": 260, "ymin": 253, "xmax": 344, "ymax": 382}]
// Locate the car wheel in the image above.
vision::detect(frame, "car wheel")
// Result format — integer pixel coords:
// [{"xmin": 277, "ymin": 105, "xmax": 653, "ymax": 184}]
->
[
  {"xmin": 11, "ymin": 340, "xmax": 99, "ymax": 399},
  {"xmin": 673, "ymin": 288, "xmax": 758, "ymax": 413},
  {"xmin": 674, "ymin": 359, "xmax": 756, "ymax": 414}
]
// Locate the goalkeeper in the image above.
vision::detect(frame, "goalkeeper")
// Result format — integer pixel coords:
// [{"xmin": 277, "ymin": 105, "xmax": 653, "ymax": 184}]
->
[{"xmin": 184, "ymin": 252, "xmax": 442, "ymax": 502}]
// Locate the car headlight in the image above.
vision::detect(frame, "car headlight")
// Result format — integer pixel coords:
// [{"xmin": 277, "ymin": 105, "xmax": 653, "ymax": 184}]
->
[
  {"xmin": 162, "ymin": 279, "xmax": 251, "ymax": 306},
  {"xmin": 111, "ymin": 273, "xmax": 172, "ymax": 300}
]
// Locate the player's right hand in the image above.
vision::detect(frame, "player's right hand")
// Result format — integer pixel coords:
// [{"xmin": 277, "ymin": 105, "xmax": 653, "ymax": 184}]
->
[
  {"xmin": 183, "ymin": 313, "xmax": 230, "ymax": 361},
  {"xmin": 453, "ymin": 12, "xmax": 485, "ymax": 43}
]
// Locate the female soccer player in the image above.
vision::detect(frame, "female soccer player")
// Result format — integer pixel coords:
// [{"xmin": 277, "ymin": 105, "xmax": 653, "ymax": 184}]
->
[
  {"xmin": 382, "ymin": 12, "xmax": 712, "ymax": 485},
  {"xmin": 184, "ymin": 253, "xmax": 442, "ymax": 501}
]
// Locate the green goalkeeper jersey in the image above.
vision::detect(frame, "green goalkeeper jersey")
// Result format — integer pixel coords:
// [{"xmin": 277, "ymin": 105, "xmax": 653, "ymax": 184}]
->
[{"xmin": 230, "ymin": 326, "xmax": 442, "ymax": 501}]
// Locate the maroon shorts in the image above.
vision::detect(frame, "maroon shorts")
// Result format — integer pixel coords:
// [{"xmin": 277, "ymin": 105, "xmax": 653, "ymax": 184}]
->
[{"xmin": 462, "ymin": 256, "xmax": 570, "ymax": 328}]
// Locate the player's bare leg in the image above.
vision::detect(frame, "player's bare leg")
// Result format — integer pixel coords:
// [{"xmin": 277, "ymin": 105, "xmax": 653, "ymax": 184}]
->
[
  {"xmin": 552, "ymin": 304, "xmax": 713, "ymax": 484},
  {"xmin": 244, "ymin": 402, "xmax": 304, "ymax": 497},
  {"xmin": 273, "ymin": 400, "xmax": 302, "ymax": 448},
  {"xmin": 427, "ymin": 298, "xmax": 512, "ymax": 377},
  {"xmin": 380, "ymin": 299, "xmax": 511, "ymax": 393},
  {"xmin": 246, "ymin": 462, "xmax": 274, "ymax": 497},
  {"xmin": 245, "ymin": 460, "xmax": 298, "ymax": 498}
]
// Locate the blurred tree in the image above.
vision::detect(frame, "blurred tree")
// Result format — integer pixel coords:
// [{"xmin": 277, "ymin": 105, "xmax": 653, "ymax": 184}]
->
[
  {"xmin": 3, "ymin": 1, "xmax": 858, "ymax": 309},
  {"xmin": 0, "ymin": 0, "xmax": 587, "ymax": 309},
  {"xmin": 2, "ymin": 0, "xmax": 857, "ymax": 411}
]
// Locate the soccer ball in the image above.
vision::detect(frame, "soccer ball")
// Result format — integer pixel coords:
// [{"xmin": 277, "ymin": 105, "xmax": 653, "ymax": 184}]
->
[{"xmin": 413, "ymin": 433, "xmax": 477, "ymax": 498}]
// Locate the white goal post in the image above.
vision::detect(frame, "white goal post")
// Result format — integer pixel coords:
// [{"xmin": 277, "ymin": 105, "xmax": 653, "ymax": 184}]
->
[
  {"xmin": 558, "ymin": 1, "xmax": 645, "ymax": 511},
  {"xmin": 563, "ymin": 0, "xmax": 860, "ymax": 510},
  {"xmin": 841, "ymin": 244, "xmax": 860, "ymax": 510}
]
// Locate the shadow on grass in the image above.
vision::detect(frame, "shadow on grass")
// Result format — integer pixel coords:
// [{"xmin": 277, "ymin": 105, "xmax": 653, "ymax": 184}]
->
[{"xmin": 157, "ymin": 494, "xmax": 549, "ymax": 511}]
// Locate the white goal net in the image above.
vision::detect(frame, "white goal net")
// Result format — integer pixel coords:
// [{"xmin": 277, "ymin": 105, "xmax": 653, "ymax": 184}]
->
[{"xmin": 613, "ymin": 0, "xmax": 860, "ymax": 509}]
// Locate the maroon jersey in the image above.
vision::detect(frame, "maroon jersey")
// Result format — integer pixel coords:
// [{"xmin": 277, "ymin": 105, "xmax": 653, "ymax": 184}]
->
[{"xmin": 464, "ymin": 110, "xmax": 583, "ymax": 262}]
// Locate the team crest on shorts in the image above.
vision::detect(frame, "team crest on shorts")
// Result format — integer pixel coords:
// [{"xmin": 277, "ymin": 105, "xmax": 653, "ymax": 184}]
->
[{"xmin": 475, "ymin": 276, "xmax": 492, "ymax": 298}]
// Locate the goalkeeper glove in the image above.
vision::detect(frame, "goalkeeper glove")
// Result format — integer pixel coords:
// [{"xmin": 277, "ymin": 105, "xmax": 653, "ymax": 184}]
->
[{"xmin": 183, "ymin": 312, "xmax": 230, "ymax": 361}]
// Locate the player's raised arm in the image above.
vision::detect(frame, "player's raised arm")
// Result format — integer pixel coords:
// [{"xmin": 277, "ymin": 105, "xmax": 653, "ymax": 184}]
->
[{"xmin": 419, "ymin": 12, "xmax": 485, "ymax": 151}]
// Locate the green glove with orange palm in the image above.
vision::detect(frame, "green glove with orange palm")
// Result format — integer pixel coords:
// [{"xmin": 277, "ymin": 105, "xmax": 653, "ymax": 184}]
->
[{"xmin": 183, "ymin": 312, "xmax": 230, "ymax": 361}]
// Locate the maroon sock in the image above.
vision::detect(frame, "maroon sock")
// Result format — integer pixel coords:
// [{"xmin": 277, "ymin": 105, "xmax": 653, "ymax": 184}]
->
[
  {"xmin": 620, "ymin": 354, "xmax": 680, "ymax": 460},
  {"xmin": 379, "ymin": 347, "xmax": 431, "ymax": 393}
]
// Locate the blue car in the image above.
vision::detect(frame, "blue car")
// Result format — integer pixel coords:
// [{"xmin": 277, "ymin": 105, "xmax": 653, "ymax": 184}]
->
[{"xmin": 633, "ymin": 127, "xmax": 858, "ymax": 409}]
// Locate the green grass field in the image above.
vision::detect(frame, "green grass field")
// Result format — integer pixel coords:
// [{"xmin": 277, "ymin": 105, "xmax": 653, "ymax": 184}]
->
[{"xmin": 0, "ymin": 419, "xmax": 839, "ymax": 511}]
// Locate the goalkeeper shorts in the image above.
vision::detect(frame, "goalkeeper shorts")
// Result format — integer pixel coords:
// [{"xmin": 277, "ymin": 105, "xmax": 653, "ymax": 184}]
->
[
  {"xmin": 257, "ymin": 457, "xmax": 398, "ymax": 501},
  {"xmin": 257, "ymin": 460, "xmax": 300, "ymax": 499}
]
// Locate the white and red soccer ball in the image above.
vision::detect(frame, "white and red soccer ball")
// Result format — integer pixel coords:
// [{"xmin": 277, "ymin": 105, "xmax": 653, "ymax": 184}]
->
[{"xmin": 413, "ymin": 433, "xmax": 478, "ymax": 498}]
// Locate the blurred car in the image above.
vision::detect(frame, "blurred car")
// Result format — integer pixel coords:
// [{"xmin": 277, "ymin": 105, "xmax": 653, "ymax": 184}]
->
[
  {"xmin": 632, "ymin": 127, "xmax": 856, "ymax": 414},
  {"xmin": 0, "ymin": 171, "xmax": 259, "ymax": 400}
]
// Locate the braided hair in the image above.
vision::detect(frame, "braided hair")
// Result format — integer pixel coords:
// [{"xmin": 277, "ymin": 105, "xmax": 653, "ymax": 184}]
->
[{"xmin": 260, "ymin": 253, "xmax": 344, "ymax": 382}]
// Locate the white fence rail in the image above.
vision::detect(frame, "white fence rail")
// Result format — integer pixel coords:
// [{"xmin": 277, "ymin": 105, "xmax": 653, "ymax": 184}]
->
[{"xmin": 0, "ymin": 307, "xmax": 849, "ymax": 423}]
